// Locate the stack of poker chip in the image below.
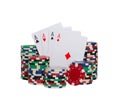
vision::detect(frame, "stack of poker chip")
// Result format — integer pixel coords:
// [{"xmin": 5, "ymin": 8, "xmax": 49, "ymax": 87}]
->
[
  {"xmin": 28, "ymin": 55, "xmax": 50, "ymax": 85},
  {"xmin": 44, "ymin": 67, "xmax": 67, "ymax": 88},
  {"xmin": 66, "ymin": 63, "xmax": 86, "ymax": 86},
  {"xmin": 84, "ymin": 42, "xmax": 98, "ymax": 80},
  {"xmin": 71, "ymin": 61, "xmax": 94, "ymax": 85},
  {"xmin": 20, "ymin": 42, "xmax": 98, "ymax": 87},
  {"xmin": 21, "ymin": 45, "xmax": 39, "ymax": 80}
]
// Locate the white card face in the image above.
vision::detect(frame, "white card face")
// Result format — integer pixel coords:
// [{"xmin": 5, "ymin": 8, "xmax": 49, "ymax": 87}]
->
[
  {"xmin": 32, "ymin": 23, "xmax": 62, "ymax": 56},
  {"xmin": 62, "ymin": 31, "xmax": 87, "ymax": 61},
  {"xmin": 50, "ymin": 31, "xmax": 87, "ymax": 68},
  {"xmin": 48, "ymin": 27, "xmax": 72, "ymax": 58},
  {"xmin": 50, "ymin": 42, "xmax": 74, "ymax": 67}
]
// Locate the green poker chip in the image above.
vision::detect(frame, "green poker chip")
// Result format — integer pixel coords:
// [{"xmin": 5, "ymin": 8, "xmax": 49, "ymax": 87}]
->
[
  {"xmin": 29, "ymin": 61, "xmax": 49, "ymax": 66},
  {"xmin": 21, "ymin": 45, "xmax": 37, "ymax": 48},
  {"xmin": 29, "ymin": 62, "xmax": 49, "ymax": 70},
  {"xmin": 83, "ymin": 65, "xmax": 93, "ymax": 74},
  {"xmin": 44, "ymin": 83, "xmax": 66, "ymax": 88},
  {"xmin": 21, "ymin": 75, "xmax": 28, "ymax": 80}
]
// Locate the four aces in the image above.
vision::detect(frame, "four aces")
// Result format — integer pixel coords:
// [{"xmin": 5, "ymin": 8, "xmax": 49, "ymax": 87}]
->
[{"xmin": 32, "ymin": 23, "xmax": 87, "ymax": 68}]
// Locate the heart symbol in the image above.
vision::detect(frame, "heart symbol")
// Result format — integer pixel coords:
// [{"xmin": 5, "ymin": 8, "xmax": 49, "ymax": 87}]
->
[
  {"xmin": 57, "ymin": 33, "xmax": 61, "ymax": 42},
  {"xmin": 42, "ymin": 33, "xmax": 46, "ymax": 42}
]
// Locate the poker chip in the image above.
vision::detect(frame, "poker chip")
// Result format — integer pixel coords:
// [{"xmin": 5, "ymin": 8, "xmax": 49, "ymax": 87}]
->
[
  {"xmin": 72, "ymin": 61, "xmax": 94, "ymax": 85},
  {"xmin": 44, "ymin": 80, "xmax": 66, "ymax": 87},
  {"xmin": 28, "ymin": 55, "xmax": 50, "ymax": 85},
  {"xmin": 44, "ymin": 74, "xmax": 66, "ymax": 79},
  {"xmin": 44, "ymin": 77, "xmax": 67, "ymax": 81},
  {"xmin": 28, "ymin": 76, "xmax": 44, "ymax": 85},
  {"xmin": 45, "ymin": 67, "xmax": 67, "ymax": 73},
  {"xmin": 44, "ymin": 67, "xmax": 67, "ymax": 88},
  {"xmin": 29, "ymin": 55, "xmax": 49, "ymax": 61},
  {"xmin": 67, "ymin": 63, "xmax": 86, "ymax": 86},
  {"xmin": 44, "ymin": 80, "xmax": 66, "ymax": 85},
  {"xmin": 84, "ymin": 42, "xmax": 98, "ymax": 80},
  {"xmin": 44, "ymin": 82, "xmax": 66, "ymax": 88},
  {"xmin": 21, "ymin": 45, "xmax": 39, "ymax": 80},
  {"xmin": 44, "ymin": 71, "xmax": 67, "ymax": 76}
]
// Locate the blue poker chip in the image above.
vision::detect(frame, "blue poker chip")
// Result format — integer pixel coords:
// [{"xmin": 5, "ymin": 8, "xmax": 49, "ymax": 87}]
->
[
  {"xmin": 28, "ymin": 68, "xmax": 45, "ymax": 76},
  {"xmin": 85, "ymin": 47, "xmax": 97, "ymax": 51},
  {"xmin": 48, "ymin": 69, "xmax": 65, "ymax": 72},
  {"xmin": 48, "ymin": 86, "xmax": 51, "ymax": 88},
  {"xmin": 87, "ymin": 42, "xmax": 97, "ymax": 46},
  {"xmin": 59, "ymin": 86, "xmax": 62, "ymax": 88},
  {"xmin": 21, "ymin": 68, "xmax": 25, "ymax": 71},
  {"xmin": 72, "ymin": 61, "xmax": 93, "ymax": 67},
  {"xmin": 21, "ymin": 55, "xmax": 28, "ymax": 58},
  {"xmin": 84, "ymin": 58, "xmax": 97, "ymax": 61},
  {"xmin": 22, "ymin": 60, "xmax": 29, "ymax": 63},
  {"xmin": 51, "ymin": 69, "xmax": 55, "ymax": 72},
  {"xmin": 48, "ymin": 71, "xmax": 52, "ymax": 73},
  {"xmin": 62, "ymin": 69, "xmax": 66, "ymax": 71},
  {"xmin": 33, "ymin": 83, "xmax": 37, "ymax": 85},
  {"xmin": 28, "ymin": 68, "xmax": 33, "ymax": 75},
  {"xmin": 36, "ymin": 69, "xmax": 44, "ymax": 75},
  {"xmin": 45, "ymin": 75, "xmax": 65, "ymax": 79}
]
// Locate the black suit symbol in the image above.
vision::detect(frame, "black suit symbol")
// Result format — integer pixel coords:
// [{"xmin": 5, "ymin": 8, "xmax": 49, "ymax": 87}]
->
[
  {"xmin": 51, "ymin": 32, "xmax": 54, "ymax": 40},
  {"xmin": 34, "ymin": 35, "xmax": 39, "ymax": 43}
]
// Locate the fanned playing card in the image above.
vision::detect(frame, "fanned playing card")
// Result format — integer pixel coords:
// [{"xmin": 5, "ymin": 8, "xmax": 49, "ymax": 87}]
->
[{"xmin": 32, "ymin": 23, "xmax": 87, "ymax": 68}]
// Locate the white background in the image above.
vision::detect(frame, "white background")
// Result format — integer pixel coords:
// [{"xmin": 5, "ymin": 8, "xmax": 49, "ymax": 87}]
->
[{"xmin": 0, "ymin": 0, "xmax": 120, "ymax": 98}]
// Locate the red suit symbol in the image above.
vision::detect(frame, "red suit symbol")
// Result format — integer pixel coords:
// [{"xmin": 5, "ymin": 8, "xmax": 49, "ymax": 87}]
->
[{"xmin": 42, "ymin": 33, "xmax": 46, "ymax": 42}]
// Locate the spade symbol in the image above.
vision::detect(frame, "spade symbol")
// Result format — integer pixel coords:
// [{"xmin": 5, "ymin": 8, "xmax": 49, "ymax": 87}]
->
[
  {"xmin": 34, "ymin": 35, "xmax": 39, "ymax": 43},
  {"xmin": 51, "ymin": 32, "xmax": 54, "ymax": 40}
]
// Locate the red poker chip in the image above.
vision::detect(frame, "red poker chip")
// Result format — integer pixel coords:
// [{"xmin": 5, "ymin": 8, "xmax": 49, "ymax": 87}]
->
[
  {"xmin": 28, "ymin": 78, "xmax": 34, "ymax": 83},
  {"xmin": 67, "ymin": 64, "xmax": 85, "ymax": 86},
  {"xmin": 21, "ymin": 66, "xmax": 28, "ymax": 69},
  {"xmin": 36, "ymin": 79, "xmax": 44, "ymax": 84},
  {"xmin": 28, "ymin": 78, "xmax": 44, "ymax": 84},
  {"xmin": 44, "ymin": 81, "xmax": 66, "ymax": 85},
  {"xmin": 22, "ymin": 72, "xmax": 28, "ymax": 76},
  {"xmin": 93, "ymin": 46, "xmax": 97, "ymax": 49},
  {"xmin": 86, "ymin": 56, "xmax": 98, "ymax": 59},
  {"xmin": 21, "ymin": 61, "xmax": 27, "ymax": 64},
  {"xmin": 80, "ymin": 79, "xmax": 93, "ymax": 84},
  {"xmin": 86, "ymin": 50, "xmax": 96, "ymax": 53},
  {"xmin": 29, "ymin": 55, "xmax": 50, "ymax": 61},
  {"xmin": 86, "ymin": 45, "xmax": 97, "ymax": 49}
]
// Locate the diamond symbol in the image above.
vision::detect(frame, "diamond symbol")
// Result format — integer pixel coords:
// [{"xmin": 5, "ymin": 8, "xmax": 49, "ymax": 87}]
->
[{"xmin": 65, "ymin": 52, "xmax": 71, "ymax": 60}]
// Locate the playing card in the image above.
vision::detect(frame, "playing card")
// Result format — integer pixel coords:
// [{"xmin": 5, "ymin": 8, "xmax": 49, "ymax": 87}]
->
[
  {"xmin": 32, "ymin": 23, "xmax": 62, "ymax": 56},
  {"xmin": 50, "ymin": 30, "xmax": 87, "ymax": 68},
  {"xmin": 48, "ymin": 27, "xmax": 72, "ymax": 58}
]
